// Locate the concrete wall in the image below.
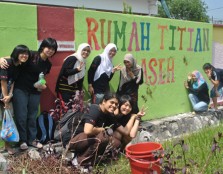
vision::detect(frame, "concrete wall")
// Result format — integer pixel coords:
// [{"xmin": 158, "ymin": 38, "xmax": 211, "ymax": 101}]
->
[{"xmin": 0, "ymin": 2, "xmax": 213, "ymax": 120}]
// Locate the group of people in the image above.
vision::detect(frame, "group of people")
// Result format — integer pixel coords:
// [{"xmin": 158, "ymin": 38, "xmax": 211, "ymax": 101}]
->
[
  {"xmin": 184, "ymin": 63, "xmax": 223, "ymax": 113},
  {"xmin": 0, "ymin": 38, "xmax": 58, "ymax": 154},
  {"xmin": 0, "ymin": 40, "xmax": 145, "ymax": 170}
]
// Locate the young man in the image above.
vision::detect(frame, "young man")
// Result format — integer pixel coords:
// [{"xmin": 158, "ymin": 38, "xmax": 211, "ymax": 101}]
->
[{"xmin": 203, "ymin": 63, "xmax": 223, "ymax": 110}]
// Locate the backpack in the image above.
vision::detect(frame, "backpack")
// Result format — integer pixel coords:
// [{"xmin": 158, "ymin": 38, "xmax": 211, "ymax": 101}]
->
[
  {"xmin": 36, "ymin": 111, "xmax": 55, "ymax": 144},
  {"xmin": 54, "ymin": 109, "xmax": 83, "ymax": 147}
]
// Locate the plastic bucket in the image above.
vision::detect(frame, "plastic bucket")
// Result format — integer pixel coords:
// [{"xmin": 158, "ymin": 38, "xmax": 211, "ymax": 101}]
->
[
  {"xmin": 125, "ymin": 142, "xmax": 163, "ymax": 174},
  {"xmin": 126, "ymin": 142, "xmax": 162, "ymax": 155},
  {"xmin": 126, "ymin": 153, "xmax": 161, "ymax": 174}
]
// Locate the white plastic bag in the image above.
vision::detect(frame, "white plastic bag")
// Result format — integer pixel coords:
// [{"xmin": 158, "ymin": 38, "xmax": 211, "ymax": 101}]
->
[{"xmin": 0, "ymin": 109, "xmax": 19, "ymax": 142}]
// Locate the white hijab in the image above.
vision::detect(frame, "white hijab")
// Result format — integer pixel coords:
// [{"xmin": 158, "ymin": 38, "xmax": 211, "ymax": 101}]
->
[
  {"xmin": 93, "ymin": 43, "xmax": 117, "ymax": 81},
  {"xmin": 66, "ymin": 43, "xmax": 91, "ymax": 85},
  {"xmin": 119, "ymin": 53, "xmax": 142, "ymax": 90}
]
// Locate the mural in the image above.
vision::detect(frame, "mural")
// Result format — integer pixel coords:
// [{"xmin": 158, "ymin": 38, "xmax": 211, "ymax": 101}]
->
[{"xmin": 0, "ymin": 3, "xmax": 213, "ymax": 119}]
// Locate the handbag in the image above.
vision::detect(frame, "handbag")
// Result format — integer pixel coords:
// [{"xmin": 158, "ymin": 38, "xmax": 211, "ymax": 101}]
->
[{"xmin": 0, "ymin": 109, "xmax": 19, "ymax": 142}]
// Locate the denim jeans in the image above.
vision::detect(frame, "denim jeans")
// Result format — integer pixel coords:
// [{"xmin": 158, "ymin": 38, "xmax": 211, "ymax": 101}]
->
[
  {"xmin": 210, "ymin": 82, "xmax": 223, "ymax": 98},
  {"xmin": 13, "ymin": 88, "xmax": 40, "ymax": 144},
  {"xmin": 93, "ymin": 93, "xmax": 104, "ymax": 104},
  {"xmin": 188, "ymin": 93, "xmax": 208, "ymax": 112}
]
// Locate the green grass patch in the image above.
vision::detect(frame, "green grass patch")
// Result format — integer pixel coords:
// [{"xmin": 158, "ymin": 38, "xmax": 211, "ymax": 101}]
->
[{"xmin": 107, "ymin": 124, "xmax": 223, "ymax": 173}]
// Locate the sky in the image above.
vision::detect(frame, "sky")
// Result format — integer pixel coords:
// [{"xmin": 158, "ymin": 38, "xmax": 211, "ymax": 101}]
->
[{"xmin": 204, "ymin": 0, "xmax": 223, "ymax": 21}]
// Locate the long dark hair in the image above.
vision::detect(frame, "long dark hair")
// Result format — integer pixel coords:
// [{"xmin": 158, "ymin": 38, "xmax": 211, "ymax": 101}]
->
[
  {"xmin": 118, "ymin": 95, "xmax": 133, "ymax": 114},
  {"xmin": 10, "ymin": 45, "xmax": 30, "ymax": 63}
]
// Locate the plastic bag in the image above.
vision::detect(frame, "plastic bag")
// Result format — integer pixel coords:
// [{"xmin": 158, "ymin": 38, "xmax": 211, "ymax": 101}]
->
[{"xmin": 0, "ymin": 109, "xmax": 19, "ymax": 142}]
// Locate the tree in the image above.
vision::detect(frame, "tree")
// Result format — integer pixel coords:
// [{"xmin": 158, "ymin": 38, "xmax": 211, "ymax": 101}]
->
[{"xmin": 157, "ymin": 0, "xmax": 209, "ymax": 22}]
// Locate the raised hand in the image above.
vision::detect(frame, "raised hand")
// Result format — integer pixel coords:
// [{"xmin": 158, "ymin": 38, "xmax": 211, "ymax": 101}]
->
[
  {"xmin": 112, "ymin": 63, "xmax": 122, "ymax": 73},
  {"xmin": 137, "ymin": 106, "xmax": 148, "ymax": 118},
  {"xmin": 77, "ymin": 62, "xmax": 85, "ymax": 72}
]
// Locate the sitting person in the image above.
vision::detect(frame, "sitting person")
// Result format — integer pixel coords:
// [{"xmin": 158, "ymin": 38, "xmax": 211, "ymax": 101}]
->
[
  {"xmin": 113, "ymin": 95, "xmax": 146, "ymax": 148},
  {"xmin": 203, "ymin": 63, "xmax": 223, "ymax": 110},
  {"xmin": 68, "ymin": 92, "xmax": 141, "ymax": 172},
  {"xmin": 184, "ymin": 70, "xmax": 210, "ymax": 112}
]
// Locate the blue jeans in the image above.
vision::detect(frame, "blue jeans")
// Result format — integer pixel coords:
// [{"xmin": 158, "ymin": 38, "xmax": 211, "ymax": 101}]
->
[
  {"xmin": 13, "ymin": 88, "xmax": 40, "ymax": 144},
  {"xmin": 188, "ymin": 93, "xmax": 208, "ymax": 112},
  {"xmin": 210, "ymin": 82, "xmax": 223, "ymax": 98}
]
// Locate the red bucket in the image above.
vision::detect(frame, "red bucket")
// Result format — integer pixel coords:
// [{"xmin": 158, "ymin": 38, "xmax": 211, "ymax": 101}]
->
[
  {"xmin": 126, "ymin": 142, "xmax": 162, "ymax": 155},
  {"xmin": 126, "ymin": 153, "xmax": 161, "ymax": 174},
  {"xmin": 125, "ymin": 142, "xmax": 163, "ymax": 174}
]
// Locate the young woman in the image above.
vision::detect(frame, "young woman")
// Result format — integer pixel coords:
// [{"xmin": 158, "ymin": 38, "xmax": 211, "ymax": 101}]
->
[
  {"xmin": 203, "ymin": 63, "xmax": 223, "ymax": 110},
  {"xmin": 0, "ymin": 45, "xmax": 30, "ymax": 155},
  {"xmin": 113, "ymin": 95, "xmax": 146, "ymax": 148},
  {"xmin": 68, "ymin": 92, "xmax": 141, "ymax": 172},
  {"xmin": 184, "ymin": 70, "xmax": 210, "ymax": 112},
  {"xmin": 117, "ymin": 53, "xmax": 143, "ymax": 113},
  {"xmin": 88, "ymin": 43, "xmax": 121, "ymax": 104},
  {"xmin": 0, "ymin": 38, "xmax": 58, "ymax": 150},
  {"xmin": 55, "ymin": 43, "xmax": 91, "ymax": 103}
]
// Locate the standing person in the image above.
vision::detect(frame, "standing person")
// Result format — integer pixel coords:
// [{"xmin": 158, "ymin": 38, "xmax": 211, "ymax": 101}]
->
[
  {"xmin": 184, "ymin": 70, "xmax": 210, "ymax": 112},
  {"xmin": 117, "ymin": 53, "xmax": 143, "ymax": 113},
  {"xmin": 55, "ymin": 43, "xmax": 91, "ymax": 103},
  {"xmin": 0, "ymin": 38, "xmax": 58, "ymax": 150},
  {"xmin": 203, "ymin": 63, "xmax": 223, "ymax": 110},
  {"xmin": 88, "ymin": 43, "xmax": 121, "ymax": 104},
  {"xmin": 0, "ymin": 45, "xmax": 30, "ymax": 155}
]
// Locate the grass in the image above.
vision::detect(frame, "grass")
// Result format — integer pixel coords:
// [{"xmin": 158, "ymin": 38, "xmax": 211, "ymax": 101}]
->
[
  {"xmin": 107, "ymin": 123, "xmax": 223, "ymax": 174},
  {"xmin": 2, "ymin": 123, "xmax": 223, "ymax": 173}
]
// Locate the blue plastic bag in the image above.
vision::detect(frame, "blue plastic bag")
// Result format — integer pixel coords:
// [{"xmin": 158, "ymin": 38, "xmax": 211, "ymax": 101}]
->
[{"xmin": 0, "ymin": 109, "xmax": 19, "ymax": 142}]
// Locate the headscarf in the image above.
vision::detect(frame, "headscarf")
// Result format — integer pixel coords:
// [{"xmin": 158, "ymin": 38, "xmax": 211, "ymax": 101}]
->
[
  {"xmin": 119, "ymin": 53, "xmax": 142, "ymax": 90},
  {"xmin": 93, "ymin": 43, "xmax": 117, "ymax": 81},
  {"xmin": 66, "ymin": 43, "xmax": 91, "ymax": 85},
  {"xmin": 192, "ymin": 70, "xmax": 206, "ymax": 89}
]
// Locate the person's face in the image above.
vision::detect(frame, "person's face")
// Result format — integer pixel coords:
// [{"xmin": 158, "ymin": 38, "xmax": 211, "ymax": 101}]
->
[
  {"xmin": 120, "ymin": 101, "xmax": 132, "ymax": 115},
  {"xmin": 191, "ymin": 74, "xmax": 197, "ymax": 82},
  {"xmin": 102, "ymin": 98, "xmax": 118, "ymax": 114},
  {"xmin": 81, "ymin": 46, "xmax": 91, "ymax": 59},
  {"xmin": 108, "ymin": 47, "xmax": 117, "ymax": 59},
  {"xmin": 204, "ymin": 68, "xmax": 212, "ymax": 76},
  {"xmin": 42, "ymin": 47, "xmax": 56, "ymax": 58},
  {"xmin": 124, "ymin": 60, "xmax": 132, "ymax": 69},
  {"xmin": 18, "ymin": 53, "xmax": 29, "ymax": 64}
]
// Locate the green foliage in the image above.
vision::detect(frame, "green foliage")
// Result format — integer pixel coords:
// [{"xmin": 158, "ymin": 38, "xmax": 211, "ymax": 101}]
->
[
  {"xmin": 123, "ymin": 2, "xmax": 132, "ymax": 14},
  {"xmin": 157, "ymin": 0, "xmax": 209, "ymax": 22}
]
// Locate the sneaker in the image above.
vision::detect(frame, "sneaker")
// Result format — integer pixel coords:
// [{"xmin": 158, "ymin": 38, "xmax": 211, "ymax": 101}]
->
[
  {"xmin": 72, "ymin": 156, "xmax": 78, "ymax": 166},
  {"xmin": 20, "ymin": 142, "xmax": 28, "ymax": 150},
  {"xmin": 31, "ymin": 140, "xmax": 43, "ymax": 149},
  {"xmin": 80, "ymin": 167, "xmax": 89, "ymax": 174}
]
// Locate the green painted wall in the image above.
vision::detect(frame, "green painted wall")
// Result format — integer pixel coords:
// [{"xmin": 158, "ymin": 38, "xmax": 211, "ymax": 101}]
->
[
  {"xmin": 0, "ymin": 3, "xmax": 37, "ymax": 56},
  {"xmin": 75, "ymin": 10, "xmax": 213, "ymax": 120}
]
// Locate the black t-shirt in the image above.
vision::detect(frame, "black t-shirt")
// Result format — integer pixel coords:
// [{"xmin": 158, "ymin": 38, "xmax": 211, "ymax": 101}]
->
[
  {"xmin": 75, "ymin": 104, "xmax": 121, "ymax": 135},
  {"xmin": 14, "ymin": 51, "xmax": 52, "ymax": 94},
  {"xmin": 211, "ymin": 68, "xmax": 223, "ymax": 84}
]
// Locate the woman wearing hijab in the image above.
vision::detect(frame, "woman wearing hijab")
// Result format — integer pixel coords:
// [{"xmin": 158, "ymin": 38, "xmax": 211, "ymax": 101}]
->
[
  {"xmin": 55, "ymin": 43, "xmax": 91, "ymax": 103},
  {"xmin": 88, "ymin": 43, "xmax": 121, "ymax": 104},
  {"xmin": 184, "ymin": 70, "xmax": 210, "ymax": 112},
  {"xmin": 117, "ymin": 53, "xmax": 143, "ymax": 113}
]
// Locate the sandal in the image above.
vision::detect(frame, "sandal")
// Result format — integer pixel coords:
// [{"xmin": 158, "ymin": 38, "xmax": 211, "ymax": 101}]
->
[
  {"xmin": 5, "ymin": 147, "xmax": 16, "ymax": 155},
  {"xmin": 30, "ymin": 140, "xmax": 43, "ymax": 149},
  {"xmin": 20, "ymin": 142, "xmax": 29, "ymax": 150}
]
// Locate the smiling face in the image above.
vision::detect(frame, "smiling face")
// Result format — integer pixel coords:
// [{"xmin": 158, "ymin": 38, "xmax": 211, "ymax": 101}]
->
[
  {"xmin": 120, "ymin": 101, "xmax": 132, "ymax": 116},
  {"xmin": 18, "ymin": 53, "xmax": 29, "ymax": 64},
  {"xmin": 81, "ymin": 46, "xmax": 91, "ymax": 59},
  {"xmin": 108, "ymin": 47, "xmax": 117, "ymax": 59},
  {"xmin": 102, "ymin": 98, "xmax": 119, "ymax": 114},
  {"xmin": 42, "ymin": 47, "xmax": 56, "ymax": 58},
  {"xmin": 191, "ymin": 74, "xmax": 197, "ymax": 82},
  {"xmin": 124, "ymin": 60, "xmax": 132, "ymax": 69}
]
